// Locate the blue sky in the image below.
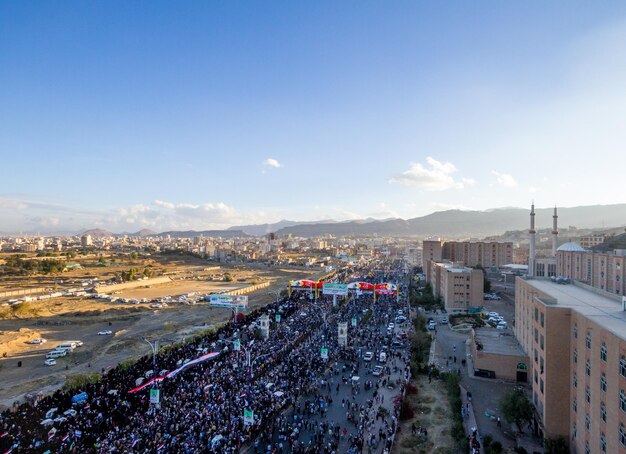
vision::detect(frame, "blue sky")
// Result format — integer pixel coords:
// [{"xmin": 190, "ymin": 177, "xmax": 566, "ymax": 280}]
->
[{"xmin": 1, "ymin": 1, "xmax": 626, "ymax": 232}]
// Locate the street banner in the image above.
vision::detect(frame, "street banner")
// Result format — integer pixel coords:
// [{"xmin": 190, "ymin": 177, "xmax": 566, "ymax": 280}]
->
[
  {"xmin": 208, "ymin": 294, "xmax": 248, "ymax": 309},
  {"xmin": 149, "ymin": 389, "xmax": 160, "ymax": 404},
  {"xmin": 243, "ymin": 409, "xmax": 254, "ymax": 426},
  {"xmin": 322, "ymin": 283, "xmax": 348, "ymax": 296}
]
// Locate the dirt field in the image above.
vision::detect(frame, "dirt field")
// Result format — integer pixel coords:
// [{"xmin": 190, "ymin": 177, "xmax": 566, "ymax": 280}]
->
[
  {"xmin": 0, "ymin": 255, "xmax": 323, "ymax": 410},
  {"xmin": 395, "ymin": 375, "xmax": 455, "ymax": 454}
]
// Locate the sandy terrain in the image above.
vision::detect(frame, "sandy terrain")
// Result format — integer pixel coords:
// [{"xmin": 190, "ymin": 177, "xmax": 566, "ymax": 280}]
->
[{"xmin": 0, "ymin": 258, "xmax": 323, "ymax": 410}]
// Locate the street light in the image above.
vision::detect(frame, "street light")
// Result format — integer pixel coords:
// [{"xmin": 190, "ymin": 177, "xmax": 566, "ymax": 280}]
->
[{"xmin": 141, "ymin": 337, "xmax": 159, "ymax": 383}]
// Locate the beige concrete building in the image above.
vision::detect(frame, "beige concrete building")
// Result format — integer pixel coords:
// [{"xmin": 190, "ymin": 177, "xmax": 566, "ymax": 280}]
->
[
  {"xmin": 470, "ymin": 328, "xmax": 529, "ymax": 381},
  {"xmin": 515, "ymin": 277, "xmax": 626, "ymax": 452},
  {"xmin": 557, "ymin": 244, "xmax": 626, "ymax": 297},
  {"xmin": 426, "ymin": 261, "xmax": 484, "ymax": 313},
  {"xmin": 421, "ymin": 239, "xmax": 512, "ymax": 269},
  {"xmin": 579, "ymin": 234, "xmax": 606, "ymax": 249}
]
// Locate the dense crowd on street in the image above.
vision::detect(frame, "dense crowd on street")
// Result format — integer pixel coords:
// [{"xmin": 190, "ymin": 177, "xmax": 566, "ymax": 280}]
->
[{"xmin": 0, "ymin": 262, "xmax": 409, "ymax": 453}]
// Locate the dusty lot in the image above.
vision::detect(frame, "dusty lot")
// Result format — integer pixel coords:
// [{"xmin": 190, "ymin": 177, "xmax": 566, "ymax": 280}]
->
[
  {"xmin": 0, "ymin": 256, "xmax": 322, "ymax": 409},
  {"xmin": 395, "ymin": 375, "xmax": 455, "ymax": 454}
]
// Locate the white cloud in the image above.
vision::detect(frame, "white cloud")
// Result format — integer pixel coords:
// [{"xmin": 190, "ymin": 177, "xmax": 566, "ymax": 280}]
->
[
  {"xmin": 461, "ymin": 178, "xmax": 476, "ymax": 187},
  {"xmin": 262, "ymin": 158, "xmax": 282, "ymax": 169},
  {"xmin": 389, "ymin": 157, "xmax": 471, "ymax": 191},
  {"xmin": 491, "ymin": 171, "xmax": 518, "ymax": 188}
]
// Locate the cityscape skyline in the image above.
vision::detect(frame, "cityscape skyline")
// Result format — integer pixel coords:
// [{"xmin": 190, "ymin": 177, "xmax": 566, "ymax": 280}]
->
[{"xmin": 2, "ymin": 2, "xmax": 626, "ymax": 232}]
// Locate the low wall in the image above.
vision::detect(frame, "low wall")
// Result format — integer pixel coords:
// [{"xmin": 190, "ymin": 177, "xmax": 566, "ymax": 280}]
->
[
  {"xmin": 0, "ymin": 287, "xmax": 50, "ymax": 300},
  {"xmin": 94, "ymin": 277, "xmax": 172, "ymax": 293},
  {"xmin": 229, "ymin": 281, "xmax": 270, "ymax": 296}
]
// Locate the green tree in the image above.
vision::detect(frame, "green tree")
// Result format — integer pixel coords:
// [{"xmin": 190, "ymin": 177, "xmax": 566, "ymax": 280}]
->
[
  {"xmin": 544, "ymin": 437, "xmax": 569, "ymax": 454},
  {"xmin": 499, "ymin": 390, "xmax": 533, "ymax": 432}
]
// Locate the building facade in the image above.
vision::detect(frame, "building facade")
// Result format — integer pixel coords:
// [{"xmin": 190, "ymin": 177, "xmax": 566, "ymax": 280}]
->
[
  {"xmin": 427, "ymin": 261, "xmax": 484, "ymax": 313},
  {"xmin": 515, "ymin": 277, "xmax": 626, "ymax": 453},
  {"xmin": 422, "ymin": 240, "xmax": 512, "ymax": 269},
  {"xmin": 557, "ymin": 246, "xmax": 626, "ymax": 297}
]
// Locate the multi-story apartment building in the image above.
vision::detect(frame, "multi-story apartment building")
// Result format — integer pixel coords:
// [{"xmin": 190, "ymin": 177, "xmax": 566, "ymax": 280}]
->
[
  {"xmin": 515, "ymin": 277, "xmax": 626, "ymax": 452},
  {"xmin": 426, "ymin": 261, "xmax": 483, "ymax": 313},
  {"xmin": 422, "ymin": 240, "xmax": 512, "ymax": 269},
  {"xmin": 579, "ymin": 234, "xmax": 606, "ymax": 249},
  {"xmin": 557, "ymin": 244, "xmax": 626, "ymax": 297}
]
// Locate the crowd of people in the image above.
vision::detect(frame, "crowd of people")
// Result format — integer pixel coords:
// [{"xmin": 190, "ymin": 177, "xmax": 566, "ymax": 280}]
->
[{"xmin": 0, "ymin": 262, "xmax": 409, "ymax": 453}]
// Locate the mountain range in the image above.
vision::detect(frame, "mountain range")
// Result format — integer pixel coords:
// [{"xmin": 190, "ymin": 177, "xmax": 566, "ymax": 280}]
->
[{"xmin": 69, "ymin": 203, "xmax": 626, "ymax": 239}]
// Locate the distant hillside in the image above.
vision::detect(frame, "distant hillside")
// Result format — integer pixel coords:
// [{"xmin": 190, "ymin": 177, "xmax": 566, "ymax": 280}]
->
[
  {"xmin": 155, "ymin": 229, "xmax": 249, "ymax": 239},
  {"xmin": 81, "ymin": 228, "xmax": 114, "ymax": 238},
  {"xmin": 133, "ymin": 229, "xmax": 157, "ymax": 237},
  {"xmin": 275, "ymin": 204, "xmax": 626, "ymax": 238},
  {"xmin": 228, "ymin": 219, "xmax": 336, "ymax": 236}
]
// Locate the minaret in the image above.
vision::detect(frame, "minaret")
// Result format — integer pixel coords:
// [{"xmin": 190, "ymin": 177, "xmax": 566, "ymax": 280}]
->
[
  {"xmin": 528, "ymin": 202, "xmax": 536, "ymax": 277},
  {"xmin": 552, "ymin": 205, "xmax": 558, "ymax": 257}
]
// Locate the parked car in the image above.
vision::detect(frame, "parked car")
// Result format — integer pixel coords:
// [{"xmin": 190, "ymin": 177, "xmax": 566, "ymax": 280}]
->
[
  {"xmin": 98, "ymin": 330, "xmax": 113, "ymax": 336},
  {"xmin": 427, "ymin": 321, "xmax": 437, "ymax": 330},
  {"xmin": 44, "ymin": 358, "xmax": 57, "ymax": 366},
  {"xmin": 46, "ymin": 350, "xmax": 67, "ymax": 359},
  {"xmin": 29, "ymin": 338, "xmax": 47, "ymax": 345},
  {"xmin": 372, "ymin": 365, "xmax": 384, "ymax": 376},
  {"xmin": 440, "ymin": 317, "xmax": 449, "ymax": 325},
  {"xmin": 379, "ymin": 352, "xmax": 387, "ymax": 362},
  {"xmin": 497, "ymin": 322, "xmax": 508, "ymax": 330},
  {"xmin": 363, "ymin": 351, "xmax": 374, "ymax": 362}
]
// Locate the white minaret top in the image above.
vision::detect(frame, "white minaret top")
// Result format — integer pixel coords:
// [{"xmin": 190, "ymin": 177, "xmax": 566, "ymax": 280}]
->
[
  {"xmin": 552, "ymin": 205, "xmax": 558, "ymax": 256},
  {"xmin": 529, "ymin": 202, "xmax": 536, "ymax": 277}
]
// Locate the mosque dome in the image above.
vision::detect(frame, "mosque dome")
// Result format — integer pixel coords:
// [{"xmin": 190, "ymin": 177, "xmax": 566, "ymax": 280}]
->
[{"xmin": 557, "ymin": 242, "xmax": 587, "ymax": 252}]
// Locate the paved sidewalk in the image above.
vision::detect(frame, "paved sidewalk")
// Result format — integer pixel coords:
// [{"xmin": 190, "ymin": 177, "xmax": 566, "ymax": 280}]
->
[{"xmin": 460, "ymin": 384, "xmax": 483, "ymax": 454}]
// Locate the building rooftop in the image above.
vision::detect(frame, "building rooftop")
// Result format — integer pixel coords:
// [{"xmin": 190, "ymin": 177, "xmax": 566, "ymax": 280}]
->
[
  {"xmin": 474, "ymin": 328, "xmax": 526, "ymax": 356},
  {"xmin": 526, "ymin": 279, "xmax": 626, "ymax": 341}
]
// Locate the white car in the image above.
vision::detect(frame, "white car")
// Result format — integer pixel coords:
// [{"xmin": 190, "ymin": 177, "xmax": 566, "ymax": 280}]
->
[
  {"xmin": 29, "ymin": 338, "xmax": 47, "ymax": 345},
  {"xmin": 363, "ymin": 351, "xmax": 374, "ymax": 362},
  {"xmin": 44, "ymin": 358, "xmax": 57, "ymax": 366},
  {"xmin": 98, "ymin": 330, "xmax": 113, "ymax": 336},
  {"xmin": 488, "ymin": 312, "xmax": 499, "ymax": 318},
  {"xmin": 372, "ymin": 365, "xmax": 384, "ymax": 376}
]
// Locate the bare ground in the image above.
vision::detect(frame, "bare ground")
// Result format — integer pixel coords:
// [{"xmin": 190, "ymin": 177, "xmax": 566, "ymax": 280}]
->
[{"xmin": 395, "ymin": 375, "xmax": 455, "ymax": 454}]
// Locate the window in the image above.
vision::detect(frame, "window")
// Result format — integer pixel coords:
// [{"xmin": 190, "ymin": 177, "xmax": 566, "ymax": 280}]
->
[
  {"xmin": 573, "ymin": 398, "xmax": 577, "ymax": 413},
  {"xmin": 540, "ymin": 379, "xmax": 544, "ymax": 393},
  {"xmin": 620, "ymin": 423, "xmax": 626, "ymax": 447},
  {"xmin": 574, "ymin": 323, "xmax": 578, "ymax": 338},
  {"xmin": 585, "ymin": 332, "xmax": 591, "ymax": 349},
  {"xmin": 621, "ymin": 355, "xmax": 626, "ymax": 378},
  {"xmin": 586, "ymin": 359, "xmax": 591, "ymax": 377},
  {"xmin": 600, "ymin": 402, "xmax": 606, "ymax": 422},
  {"xmin": 585, "ymin": 441, "xmax": 590, "ymax": 454},
  {"xmin": 601, "ymin": 433, "xmax": 606, "ymax": 453},
  {"xmin": 601, "ymin": 342, "xmax": 607, "ymax": 362},
  {"xmin": 573, "ymin": 373, "xmax": 577, "ymax": 388},
  {"xmin": 540, "ymin": 334, "xmax": 544, "ymax": 350},
  {"xmin": 601, "ymin": 373, "xmax": 607, "ymax": 392},
  {"xmin": 540, "ymin": 312, "xmax": 544, "ymax": 327},
  {"xmin": 586, "ymin": 385, "xmax": 590, "ymax": 403},
  {"xmin": 534, "ymin": 308, "xmax": 538, "ymax": 321},
  {"xmin": 574, "ymin": 349, "xmax": 578, "ymax": 364},
  {"xmin": 585, "ymin": 414, "xmax": 590, "ymax": 431},
  {"xmin": 621, "ymin": 389, "xmax": 626, "ymax": 413}
]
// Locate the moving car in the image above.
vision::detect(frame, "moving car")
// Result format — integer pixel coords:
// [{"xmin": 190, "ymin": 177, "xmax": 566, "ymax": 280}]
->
[
  {"xmin": 44, "ymin": 358, "xmax": 56, "ymax": 366},
  {"xmin": 497, "ymin": 322, "xmax": 508, "ymax": 330},
  {"xmin": 427, "ymin": 321, "xmax": 437, "ymax": 330},
  {"xmin": 98, "ymin": 330, "xmax": 113, "ymax": 335},
  {"xmin": 372, "ymin": 365, "xmax": 384, "ymax": 376},
  {"xmin": 46, "ymin": 350, "xmax": 67, "ymax": 359},
  {"xmin": 440, "ymin": 317, "xmax": 449, "ymax": 325},
  {"xmin": 378, "ymin": 352, "xmax": 387, "ymax": 362},
  {"xmin": 363, "ymin": 351, "xmax": 374, "ymax": 362}
]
